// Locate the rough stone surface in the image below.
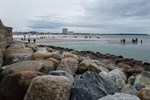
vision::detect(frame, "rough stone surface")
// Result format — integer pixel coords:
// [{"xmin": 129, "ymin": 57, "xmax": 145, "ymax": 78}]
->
[
  {"xmin": 109, "ymin": 68, "xmax": 127, "ymax": 90},
  {"xmin": 99, "ymin": 70, "xmax": 126, "ymax": 90},
  {"xmin": 98, "ymin": 93, "xmax": 140, "ymax": 100},
  {"xmin": 128, "ymin": 76, "xmax": 136, "ymax": 85},
  {"xmin": 71, "ymin": 71, "xmax": 118, "ymax": 100},
  {"xmin": 106, "ymin": 63, "xmax": 117, "ymax": 71},
  {"xmin": 24, "ymin": 75, "xmax": 72, "ymax": 100},
  {"xmin": 33, "ymin": 52, "xmax": 52, "ymax": 60},
  {"xmin": 4, "ymin": 47, "xmax": 33, "ymax": 59},
  {"xmin": 25, "ymin": 44, "xmax": 38, "ymax": 52},
  {"xmin": 0, "ymin": 49, "xmax": 3, "ymax": 67},
  {"xmin": 0, "ymin": 61, "xmax": 54, "ymax": 77},
  {"xmin": 137, "ymin": 87, "xmax": 150, "ymax": 100},
  {"xmin": 46, "ymin": 57, "xmax": 59, "ymax": 69},
  {"xmin": 49, "ymin": 70, "xmax": 74, "ymax": 83},
  {"xmin": 134, "ymin": 71, "xmax": 150, "ymax": 86},
  {"xmin": 121, "ymin": 84, "xmax": 138, "ymax": 95},
  {"xmin": 0, "ymin": 20, "xmax": 12, "ymax": 68},
  {"xmin": 61, "ymin": 52, "xmax": 79, "ymax": 60},
  {"xmin": 77, "ymin": 60, "xmax": 108, "ymax": 74},
  {"xmin": 0, "ymin": 71, "xmax": 45, "ymax": 100},
  {"xmin": 57, "ymin": 58, "xmax": 79, "ymax": 76},
  {"xmin": 117, "ymin": 62, "xmax": 132, "ymax": 70},
  {"xmin": 2, "ymin": 55, "xmax": 33, "ymax": 66}
]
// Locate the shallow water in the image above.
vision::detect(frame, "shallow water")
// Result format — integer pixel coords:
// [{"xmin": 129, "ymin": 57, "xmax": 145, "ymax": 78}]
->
[{"xmin": 38, "ymin": 35, "xmax": 150, "ymax": 63}]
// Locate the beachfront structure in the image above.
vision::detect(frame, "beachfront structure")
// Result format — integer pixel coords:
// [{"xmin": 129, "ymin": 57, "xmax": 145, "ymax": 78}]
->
[{"xmin": 62, "ymin": 28, "xmax": 68, "ymax": 34}]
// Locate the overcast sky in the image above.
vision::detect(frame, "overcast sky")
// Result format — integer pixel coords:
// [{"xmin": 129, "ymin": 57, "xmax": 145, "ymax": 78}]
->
[{"xmin": 0, "ymin": 0, "xmax": 150, "ymax": 34}]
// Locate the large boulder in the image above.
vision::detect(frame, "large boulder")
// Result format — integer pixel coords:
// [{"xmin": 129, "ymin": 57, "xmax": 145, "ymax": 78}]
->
[
  {"xmin": 25, "ymin": 44, "xmax": 38, "ymax": 52},
  {"xmin": 0, "ymin": 61, "xmax": 54, "ymax": 77},
  {"xmin": 108, "ymin": 68, "xmax": 127, "ymax": 90},
  {"xmin": 121, "ymin": 84, "xmax": 138, "ymax": 95},
  {"xmin": 77, "ymin": 60, "xmax": 108, "ymax": 74},
  {"xmin": 46, "ymin": 57, "xmax": 59, "ymax": 69},
  {"xmin": 57, "ymin": 58, "xmax": 79, "ymax": 76},
  {"xmin": 4, "ymin": 47, "xmax": 33, "ymax": 59},
  {"xmin": 137, "ymin": 86, "xmax": 150, "ymax": 100},
  {"xmin": 49, "ymin": 70, "xmax": 74, "ymax": 83},
  {"xmin": 24, "ymin": 75, "xmax": 72, "ymax": 100},
  {"xmin": 0, "ymin": 71, "xmax": 45, "ymax": 100},
  {"xmin": 61, "ymin": 52, "xmax": 79, "ymax": 60},
  {"xmin": 2, "ymin": 54, "xmax": 33, "ymax": 66},
  {"xmin": 134, "ymin": 71, "xmax": 150, "ymax": 86},
  {"xmin": 3, "ymin": 47, "xmax": 33, "ymax": 65},
  {"xmin": 71, "ymin": 71, "xmax": 118, "ymax": 100},
  {"xmin": 99, "ymin": 70, "xmax": 126, "ymax": 90},
  {"xmin": 98, "ymin": 93, "xmax": 140, "ymax": 100},
  {"xmin": 33, "ymin": 52, "xmax": 51, "ymax": 60},
  {"xmin": 117, "ymin": 62, "xmax": 132, "ymax": 70}
]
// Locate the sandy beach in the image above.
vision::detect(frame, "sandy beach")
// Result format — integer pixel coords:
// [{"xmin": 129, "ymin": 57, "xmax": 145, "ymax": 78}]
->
[{"xmin": 13, "ymin": 34, "xmax": 139, "ymax": 45}]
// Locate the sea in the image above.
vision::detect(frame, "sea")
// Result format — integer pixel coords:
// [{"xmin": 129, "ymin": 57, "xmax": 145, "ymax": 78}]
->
[{"xmin": 38, "ymin": 35, "xmax": 150, "ymax": 63}]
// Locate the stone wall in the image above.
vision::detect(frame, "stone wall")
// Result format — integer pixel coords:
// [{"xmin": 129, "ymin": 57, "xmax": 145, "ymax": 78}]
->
[{"xmin": 0, "ymin": 19, "xmax": 13, "ymax": 67}]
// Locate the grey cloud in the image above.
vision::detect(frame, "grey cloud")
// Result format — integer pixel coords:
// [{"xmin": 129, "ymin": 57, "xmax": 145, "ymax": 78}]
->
[{"xmin": 83, "ymin": 0, "xmax": 149, "ymax": 19}]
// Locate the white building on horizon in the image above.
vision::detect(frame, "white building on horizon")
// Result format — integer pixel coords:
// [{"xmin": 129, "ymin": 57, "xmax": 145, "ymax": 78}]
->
[{"xmin": 62, "ymin": 28, "xmax": 68, "ymax": 34}]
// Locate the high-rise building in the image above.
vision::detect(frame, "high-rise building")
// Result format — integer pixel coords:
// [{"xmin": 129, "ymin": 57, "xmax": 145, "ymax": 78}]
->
[{"xmin": 62, "ymin": 28, "xmax": 68, "ymax": 34}]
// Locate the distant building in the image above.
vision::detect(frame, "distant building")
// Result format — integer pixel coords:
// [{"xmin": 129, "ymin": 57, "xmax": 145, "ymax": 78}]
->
[
  {"xmin": 68, "ymin": 31, "xmax": 74, "ymax": 34},
  {"xmin": 62, "ymin": 28, "xmax": 68, "ymax": 34}
]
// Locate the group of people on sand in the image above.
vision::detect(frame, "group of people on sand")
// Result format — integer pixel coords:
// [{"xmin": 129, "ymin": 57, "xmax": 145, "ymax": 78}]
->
[
  {"xmin": 120, "ymin": 38, "xmax": 143, "ymax": 44},
  {"xmin": 21, "ymin": 34, "xmax": 47, "ymax": 43}
]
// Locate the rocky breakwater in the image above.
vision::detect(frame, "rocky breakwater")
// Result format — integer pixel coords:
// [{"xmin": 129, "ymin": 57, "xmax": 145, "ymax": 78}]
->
[
  {"xmin": 0, "ymin": 20, "xmax": 13, "ymax": 67},
  {"xmin": 0, "ymin": 42, "xmax": 150, "ymax": 100}
]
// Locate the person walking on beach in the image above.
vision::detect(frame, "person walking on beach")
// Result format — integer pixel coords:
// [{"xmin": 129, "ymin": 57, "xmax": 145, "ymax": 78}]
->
[
  {"xmin": 33, "ymin": 39, "xmax": 36, "ymax": 43},
  {"xmin": 28, "ymin": 39, "xmax": 30, "ymax": 43},
  {"xmin": 141, "ymin": 40, "xmax": 143, "ymax": 44}
]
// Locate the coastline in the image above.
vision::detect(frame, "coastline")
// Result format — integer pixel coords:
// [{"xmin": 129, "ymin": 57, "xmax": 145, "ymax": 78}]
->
[{"xmin": 0, "ymin": 41, "xmax": 150, "ymax": 100}]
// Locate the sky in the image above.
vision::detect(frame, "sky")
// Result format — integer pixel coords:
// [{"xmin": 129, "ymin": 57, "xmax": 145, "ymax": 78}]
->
[{"xmin": 0, "ymin": 0, "xmax": 150, "ymax": 34}]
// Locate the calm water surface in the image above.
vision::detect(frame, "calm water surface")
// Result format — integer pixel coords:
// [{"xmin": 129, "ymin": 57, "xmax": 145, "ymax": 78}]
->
[{"xmin": 39, "ymin": 35, "xmax": 150, "ymax": 63}]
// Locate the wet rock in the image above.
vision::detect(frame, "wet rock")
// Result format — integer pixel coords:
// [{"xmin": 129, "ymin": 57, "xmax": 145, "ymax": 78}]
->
[
  {"xmin": 137, "ymin": 86, "xmax": 150, "ymax": 100},
  {"xmin": 71, "ymin": 71, "xmax": 118, "ymax": 100},
  {"xmin": 134, "ymin": 71, "xmax": 150, "ymax": 86},
  {"xmin": 25, "ymin": 44, "xmax": 38, "ymax": 52},
  {"xmin": 98, "ymin": 93, "xmax": 140, "ymax": 100},
  {"xmin": 0, "ymin": 71, "xmax": 45, "ymax": 100},
  {"xmin": 144, "ymin": 62, "xmax": 150, "ymax": 71},
  {"xmin": 57, "ymin": 58, "xmax": 79, "ymax": 76},
  {"xmin": 0, "ymin": 61, "xmax": 54, "ymax": 77},
  {"xmin": 24, "ymin": 75, "xmax": 72, "ymax": 100},
  {"xmin": 77, "ymin": 60, "xmax": 108, "ymax": 74},
  {"xmin": 49, "ymin": 70, "xmax": 74, "ymax": 83},
  {"xmin": 117, "ymin": 62, "xmax": 132, "ymax": 70}
]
